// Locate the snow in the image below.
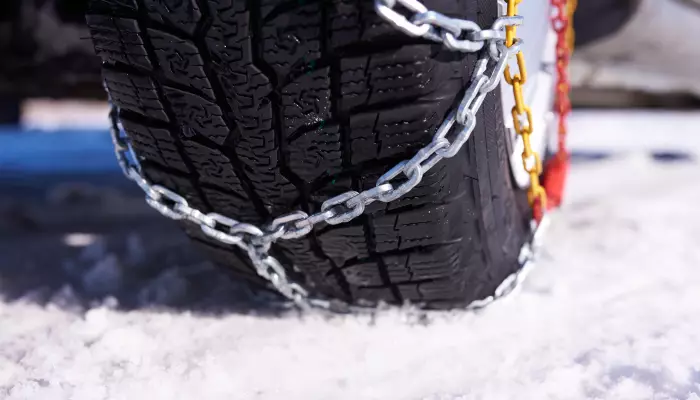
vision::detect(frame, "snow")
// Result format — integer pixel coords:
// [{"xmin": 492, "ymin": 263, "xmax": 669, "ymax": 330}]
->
[
  {"xmin": 21, "ymin": 100, "xmax": 110, "ymax": 131},
  {"xmin": 568, "ymin": 110, "xmax": 700, "ymax": 155},
  {"xmin": 2, "ymin": 112, "xmax": 700, "ymax": 400}
]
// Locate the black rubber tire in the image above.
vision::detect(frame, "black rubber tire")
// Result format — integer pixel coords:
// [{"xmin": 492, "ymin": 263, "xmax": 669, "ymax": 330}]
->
[
  {"xmin": 87, "ymin": 0, "xmax": 530, "ymax": 308},
  {"xmin": 574, "ymin": 0, "xmax": 637, "ymax": 46}
]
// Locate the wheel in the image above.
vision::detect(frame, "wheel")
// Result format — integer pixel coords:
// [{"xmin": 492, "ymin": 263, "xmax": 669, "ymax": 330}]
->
[
  {"xmin": 573, "ymin": 0, "xmax": 636, "ymax": 46},
  {"xmin": 571, "ymin": 0, "xmax": 700, "ymax": 101},
  {"xmin": 87, "ymin": 0, "xmax": 539, "ymax": 308}
]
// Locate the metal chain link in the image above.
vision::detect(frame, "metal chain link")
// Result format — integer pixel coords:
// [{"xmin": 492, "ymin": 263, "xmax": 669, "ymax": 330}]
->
[
  {"xmin": 502, "ymin": 0, "xmax": 548, "ymax": 218},
  {"xmin": 108, "ymin": 2, "xmax": 548, "ymax": 311},
  {"xmin": 375, "ymin": 0, "xmax": 524, "ymax": 52},
  {"xmin": 552, "ymin": 0, "xmax": 576, "ymax": 154}
]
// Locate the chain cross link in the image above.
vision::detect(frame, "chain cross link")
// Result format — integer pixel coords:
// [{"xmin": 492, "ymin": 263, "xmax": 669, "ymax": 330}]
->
[{"xmin": 107, "ymin": 4, "xmax": 545, "ymax": 311}]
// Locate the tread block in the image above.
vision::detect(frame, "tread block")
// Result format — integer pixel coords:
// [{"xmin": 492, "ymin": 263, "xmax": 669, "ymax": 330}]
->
[
  {"xmin": 390, "ymin": 161, "xmax": 472, "ymax": 212},
  {"xmin": 343, "ymin": 243, "xmax": 464, "ymax": 299},
  {"xmin": 87, "ymin": 16, "xmax": 152, "ymax": 70},
  {"xmin": 386, "ymin": 163, "xmax": 453, "ymax": 210},
  {"xmin": 339, "ymin": 45, "xmax": 461, "ymax": 113},
  {"xmin": 348, "ymin": 102, "xmax": 445, "ymax": 165},
  {"xmin": 281, "ymin": 68, "xmax": 332, "ymax": 137},
  {"xmin": 412, "ymin": 280, "xmax": 465, "ymax": 303},
  {"xmin": 353, "ymin": 160, "xmax": 464, "ymax": 214},
  {"xmin": 216, "ymin": 68, "xmax": 272, "ymax": 127},
  {"xmin": 316, "ymin": 224, "xmax": 369, "ymax": 266},
  {"xmin": 393, "ymin": 243, "xmax": 464, "ymax": 282},
  {"xmin": 121, "ymin": 118, "xmax": 188, "ymax": 172},
  {"xmin": 205, "ymin": 0, "xmax": 297, "ymax": 213},
  {"xmin": 399, "ymin": 282, "xmax": 473, "ymax": 304},
  {"xmin": 204, "ymin": 0, "xmax": 248, "ymax": 64},
  {"xmin": 103, "ymin": 69, "xmax": 169, "ymax": 121},
  {"xmin": 261, "ymin": 1, "xmax": 322, "ymax": 81},
  {"xmin": 163, "ymin": 86, "xmax": 229, "ymax": 145},
  {"xmin": 180, "ymin": 140, "xmax": 247, "ymax": 194},
  {"xmin": 200, "ymin": 187, "xmax": 260, "ymax": 224},
  {"xmin": 148, "ymin": 29, "xmax": 215, "ymax": 99},
  {"xmin": 287, "ymin": 124, "xmax": 343, "ymax": 183},
  {"xmin": 372, "ymin": 202, "xmax": 466, "ymax": 253},
  {"xmin": 235, "ymin": 126, "xmax": 297, "ymax": 212},
  {"xmin": 327, "ymin": 0, "xmax": 394, "ymax": 49},
  {"xmin": 144, "ymin": 0, "xmax": 201, "ymax": 35}
]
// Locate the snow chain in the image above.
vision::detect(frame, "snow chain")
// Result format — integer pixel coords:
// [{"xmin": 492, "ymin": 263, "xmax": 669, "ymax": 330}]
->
[
  {"xmin": 541, "ymin": 0, "xmax": 577, "ymax": 211},
  {"xmin": 503, "ymin": 0, "xmax": 547, "ymax": 217},
  {"xmin": 108, "ymin": 0, "xmax": 576, "ymax": 311}
]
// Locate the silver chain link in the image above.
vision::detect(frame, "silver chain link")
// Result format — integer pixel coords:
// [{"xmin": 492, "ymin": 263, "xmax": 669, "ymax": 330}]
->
[
  {"xmin": 108, "ymin": 2, "xmax": 545, "ymax": 311},
  {"xmin": 375, "ymin": 0, "xmax": 523, "ymax": 52}
]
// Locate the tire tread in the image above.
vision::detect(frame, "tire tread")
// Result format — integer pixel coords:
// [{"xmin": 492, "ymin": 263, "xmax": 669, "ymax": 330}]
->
[{"xmin": 88, "ymin": 0, "xmax": 529, "ymax": 307}]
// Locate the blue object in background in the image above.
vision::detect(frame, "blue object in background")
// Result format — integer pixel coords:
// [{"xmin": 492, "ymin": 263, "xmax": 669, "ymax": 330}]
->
[{"xmin": 0, "ymin": 127, "xmax": 118, "ymax": 173}]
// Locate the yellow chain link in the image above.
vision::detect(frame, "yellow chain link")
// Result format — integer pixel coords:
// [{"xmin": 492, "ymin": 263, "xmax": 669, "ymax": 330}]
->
[
  {"xmin": 504, "ymin": 0, "xmax": 547, "ymax": 211},
  {"xmin": 567, "ymin": 0, "xmax": 578, "ymax": 50}
]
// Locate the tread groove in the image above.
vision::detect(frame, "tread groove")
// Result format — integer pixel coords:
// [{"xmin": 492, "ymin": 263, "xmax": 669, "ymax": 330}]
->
[
  {"xmin": 314, "ymin": 0, "xmax": 354, "ymax": 299},
  {"xmin": 328, "ymin": 8, "xmax": 402, "ymax": 302},
  {"xmin": 250, "ymin": 0, "xmax": 353, "ymax": 298},
  {"xmin": 192, "ymin": 0, "xmax": 270, "ymax": 219},
  {"xmin": 105, "ymin": 59, "xmax": 213, "ymax": 101},
  {"xmin": 118, "ymin": 2, "xmax": 213, "ymax": 212}
]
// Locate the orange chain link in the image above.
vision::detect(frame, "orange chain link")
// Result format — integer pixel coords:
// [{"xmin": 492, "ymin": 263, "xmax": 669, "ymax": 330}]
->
[{"xmin": 541, "ymin": 0, "xmax": 577, "ymax": 214}]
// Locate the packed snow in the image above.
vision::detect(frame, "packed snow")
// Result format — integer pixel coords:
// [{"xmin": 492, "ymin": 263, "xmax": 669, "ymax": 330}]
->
[{"xmin": 1, "ymin": 112, "xmax": 699, "ymax": 400}]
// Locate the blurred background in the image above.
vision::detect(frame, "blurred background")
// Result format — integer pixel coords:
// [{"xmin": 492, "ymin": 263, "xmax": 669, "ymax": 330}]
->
[{"xmin": 1, "ymin": 1, "xmax": 699, "ymax": 399}]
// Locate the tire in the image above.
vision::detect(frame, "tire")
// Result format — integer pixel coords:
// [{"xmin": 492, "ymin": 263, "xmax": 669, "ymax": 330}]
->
[
  {"xmin": 573, "ymin": 0, "xmax": 636, "ymax": 46},
  {"xmin": 87, "ymin": 0, "xmax": 531, "ymax": 308}
]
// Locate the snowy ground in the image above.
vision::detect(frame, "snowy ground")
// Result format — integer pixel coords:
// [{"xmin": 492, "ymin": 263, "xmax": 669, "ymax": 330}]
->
[{"xmin": 1, "ymin": 111, "xmax": 699, "ymax": 400}]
